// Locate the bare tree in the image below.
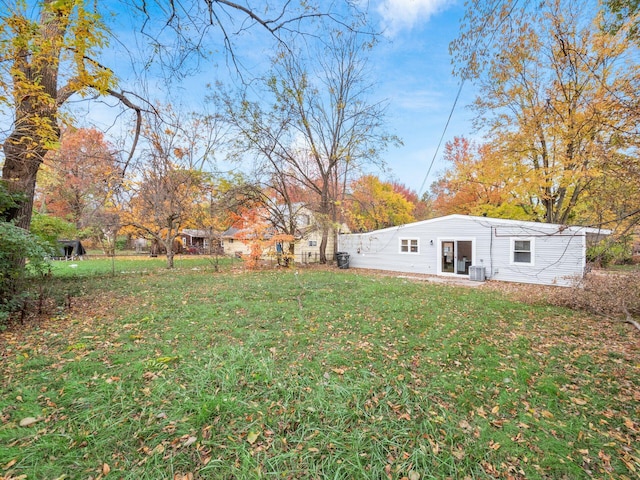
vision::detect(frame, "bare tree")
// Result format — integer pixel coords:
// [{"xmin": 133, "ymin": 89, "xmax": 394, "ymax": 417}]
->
[{"xmin": 219, "ymin": 28, "xmax": 397, "ymax": 263}]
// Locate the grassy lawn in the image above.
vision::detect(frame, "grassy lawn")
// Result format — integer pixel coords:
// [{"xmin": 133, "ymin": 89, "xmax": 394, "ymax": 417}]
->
[
  {"xmin": 1, "ymin": 262, "xmax": 638, "ymax": 479},
  {"xmin": 48, "ymin": 254, "xmax": 240, "ymax": 278}
]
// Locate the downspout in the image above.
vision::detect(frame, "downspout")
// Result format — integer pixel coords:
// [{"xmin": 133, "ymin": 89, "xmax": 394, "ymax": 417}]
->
[
  {"xmin": 581, "ymin": 231, "xmax": 587, "ymax": 277},
  {"xmin": 490, "ymin": 226, "xmax": 494, "ymax": 279}
]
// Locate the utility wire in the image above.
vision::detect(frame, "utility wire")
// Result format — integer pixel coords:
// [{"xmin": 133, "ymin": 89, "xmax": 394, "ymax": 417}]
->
[
  {"xmin": 417, "ymin": 79, "xmax": 465, "ymax": 197},
  {"xmin": 417, "ymin": 0, "xmax": 520, "ymax": 198}
]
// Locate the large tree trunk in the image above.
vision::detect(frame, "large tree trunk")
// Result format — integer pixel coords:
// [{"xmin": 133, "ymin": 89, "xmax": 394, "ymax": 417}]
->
[
  {"xmin": 286, "ymin": 242, "xmax": 295, "ymax": 267},
  {"xmin": 163, "ymin": 229, "xmax": 178, "ymax": 269},
  {"xmin": 319, "ymin": 228, "xmax": 329, "ymax": 264},
  {"xmin": 2, "ymin": 126, "xmax": 53, "ymax": 231},
  {"xmin": 2, "ymin": 2, "xmax": 65, "ymax": 231}
]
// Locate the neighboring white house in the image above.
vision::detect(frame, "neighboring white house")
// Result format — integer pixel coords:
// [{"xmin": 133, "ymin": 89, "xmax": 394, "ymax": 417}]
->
[
  {"xmin": 220, "ymin": 227, "xmax": 254, "ymax": 257},
  {"xmin": 221, "ymin": 205, "xmax": 348, "ymax": 263},
  {"xmin": 337, "ymin": 214, "xmax": 609, "ymax": 286}
]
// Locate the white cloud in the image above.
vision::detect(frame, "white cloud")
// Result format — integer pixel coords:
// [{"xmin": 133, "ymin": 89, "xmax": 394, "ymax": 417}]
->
[{"xmin": 376, "ymin": 0, "xmax": 451, "ymax": 36}]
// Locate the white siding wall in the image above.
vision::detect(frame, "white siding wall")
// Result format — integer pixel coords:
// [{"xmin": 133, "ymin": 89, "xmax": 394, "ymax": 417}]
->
[
  {"xmin": 338, "ymin": 216, "xmax": 588, "ymax": 286},
  {"xmin": 296, "ymin": 228, "xmax": 338, "ymax": 264},
  {"xmin": 222, "ymin": 239, "xmax": 251, "ymax": 256}
]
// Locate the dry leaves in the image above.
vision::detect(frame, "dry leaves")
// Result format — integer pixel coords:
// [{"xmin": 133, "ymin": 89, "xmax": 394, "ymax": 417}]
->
[{"xmin": 18, "ymin": 417, "xmax": 40, "ymax": 427}]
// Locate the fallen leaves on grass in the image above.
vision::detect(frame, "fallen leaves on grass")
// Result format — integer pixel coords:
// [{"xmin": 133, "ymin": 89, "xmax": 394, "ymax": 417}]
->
[
  {"xmin": 173, "ymin": 474, "xmax": 194, "ymax": 480},
  {"xmin": 1, "ymin": 268, "xmax": 639, "ymax": 478},
  {"xmin": 246, "ymin": 431, "xmax": 260, "ymax": 445},
  {"xmin": 18, "ymin": 417, "xmax": 40, "ymax": 427}
]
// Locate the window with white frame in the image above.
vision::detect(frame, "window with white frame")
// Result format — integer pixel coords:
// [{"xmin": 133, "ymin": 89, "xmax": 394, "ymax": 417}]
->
[
  {"xmin": 511, "ymin": 238, "xmax": 534, "ymax": 265},
  {"xmin": 400, "ymin": 238, "xmax": 419, "ymax": 254}
]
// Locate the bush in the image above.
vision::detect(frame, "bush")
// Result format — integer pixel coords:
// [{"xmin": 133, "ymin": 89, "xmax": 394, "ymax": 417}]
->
[
  {"xmin": 30, "ymin": 213, "xmax": 77, "ymax": 249},
  {"xmin": 587, "ymin": 237, "xmax": 633, "ymax": 267},
  {"xmin": 115, "ymin": 236, "xmax": 128, "ymax": 251},
  {"xmin": 0, "ymin": 180, "xmax": 55, "ymax": 325},
  {"xmin": 0, "ymin": 221, "xmax": 52, "ymax": 325}
]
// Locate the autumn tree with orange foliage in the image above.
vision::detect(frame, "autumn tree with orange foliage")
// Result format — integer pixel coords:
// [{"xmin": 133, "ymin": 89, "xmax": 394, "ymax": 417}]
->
[
  {"xmin": 122, "ymin": 110, "xmax": 215, "ymax": 268},
  {"xmin": 124, "ymin": 164, "xmax": 209, "ymax": 268},
  {"xmin": 389, "ymin": 181, "xmax": 433, "ymax": 221},
  {"xmin": 451, "ymin": 0, "xmax": 640, "ymax": 227},
  {"xmin": 223, "ymin": 202, "xmax": 271, "ymax": 269},
  {"xmin": 37, "ymin": 127, "xmax": 122, "ymax": 230}
]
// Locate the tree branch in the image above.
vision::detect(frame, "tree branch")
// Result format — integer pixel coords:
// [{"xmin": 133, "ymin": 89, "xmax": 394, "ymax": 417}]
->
[
  {"xmin": 106, "ymin": 89, "xmax": 147, "ymax": 174},
  {"xmin": 621, "ymin": 304, "xmax": 640, "ymax": 332}
]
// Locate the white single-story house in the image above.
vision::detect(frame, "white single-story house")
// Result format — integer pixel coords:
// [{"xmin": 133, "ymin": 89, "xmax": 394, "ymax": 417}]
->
[{"xmin": 337, "ymin": 214, "xmax": 610, "ymax": 286}]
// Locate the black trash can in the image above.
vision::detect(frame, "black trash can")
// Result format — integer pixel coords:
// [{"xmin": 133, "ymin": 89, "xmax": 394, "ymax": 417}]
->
[{"xmin": 336, "ymin": 252, "xmax": 350, "ymax": 269}]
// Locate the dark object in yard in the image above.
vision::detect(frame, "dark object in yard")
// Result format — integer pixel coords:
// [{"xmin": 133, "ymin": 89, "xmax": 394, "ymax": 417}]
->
[
  {"xmin": 336, "ymin": 252, "xmax": 350, "ymax": 269},
  {"xmin": 57, "ymin": 240, "xmax": 86, "ymax": 260}
]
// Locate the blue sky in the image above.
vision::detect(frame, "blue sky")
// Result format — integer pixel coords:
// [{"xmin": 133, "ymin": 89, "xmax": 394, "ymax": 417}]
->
[
  {"xmin": 368, "ymin": 0, "xmax": 478, "ymax": 196},
  {"xmin": 76, "ymin": 0, "xmax": 477, "ymax": 197}
]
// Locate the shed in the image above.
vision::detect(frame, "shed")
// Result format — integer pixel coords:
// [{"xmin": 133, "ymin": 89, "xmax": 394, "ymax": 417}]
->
[
  {"xmin": 57, "ymin": 240, "xmax": 86, "ymax": 260},
  {"xmin": 337, "ymin": 214, "xmax": 610, "ymax": 286}
]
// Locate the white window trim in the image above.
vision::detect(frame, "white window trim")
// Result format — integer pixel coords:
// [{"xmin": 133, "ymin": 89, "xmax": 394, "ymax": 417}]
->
[
  {"xmin": 399, "ymin": 238, "xmax": 420, "ymax": 254},
  {"xmin": 510, "ymin": 237, "xmax": 535, "ymax": 266}
]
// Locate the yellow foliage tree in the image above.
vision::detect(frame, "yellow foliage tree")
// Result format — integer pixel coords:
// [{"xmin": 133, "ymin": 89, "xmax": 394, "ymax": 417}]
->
[
  {"xmin": 1, "ymin": 0, "xmax": 114, "ymax": 230},
  {"xmin": 431, "ymin": 137, "xmax": 535, "ymax": 220},
  {"xmin": 346, "ymin": 175, "xmax": 415, "ymax": 232},
  {"xmin": 451, "ymin": 0, "xmax": 640, "ymax": 226}
]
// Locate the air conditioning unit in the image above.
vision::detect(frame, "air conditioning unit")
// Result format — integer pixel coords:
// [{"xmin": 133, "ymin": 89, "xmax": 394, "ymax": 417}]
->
[{"xmin": 469, "ymin": 266, "xmax": 486, "ymax": 282}]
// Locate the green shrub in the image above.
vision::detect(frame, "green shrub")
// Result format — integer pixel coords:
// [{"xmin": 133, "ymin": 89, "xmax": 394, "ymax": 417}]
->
[
  {"xmin": 115, "ymin": 235, "xmax": 128, "ymax": 251},
  {"xmin": 0, "ymin": 221, "xmax": 52, "ymax": 325},
  {"xmin": 30, "ymin": 213, "xmax": 77, "ymax": 248},
  {"xmin": 587, "ymin": 237, "xmax": 633, "ymax": 267},
  {"xmin": 0, "ymin": 182, "xmax": 53, "ymax": 325}
]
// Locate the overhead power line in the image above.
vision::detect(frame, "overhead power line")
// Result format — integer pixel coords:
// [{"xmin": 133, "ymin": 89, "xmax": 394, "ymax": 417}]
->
[{"xmin": 417, "ymin": 79, "xmax": 465, "ymax": 197}]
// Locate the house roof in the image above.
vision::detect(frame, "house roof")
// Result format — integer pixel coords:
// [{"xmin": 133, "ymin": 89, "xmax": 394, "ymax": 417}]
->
[
  {"xmin": 222, "ymin": 227, "xmax": 241, "ymax": 238},
  {"xmin": 181, "ymin": 229, "xmax": 213, "ymax": 238},
  {"xmin": 222, "ymin": 226, "xmax": 277, "ymax": 240},
  {"xmin": 342, "ymin": 214, "xmax": 612, "ymax": 236}
]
